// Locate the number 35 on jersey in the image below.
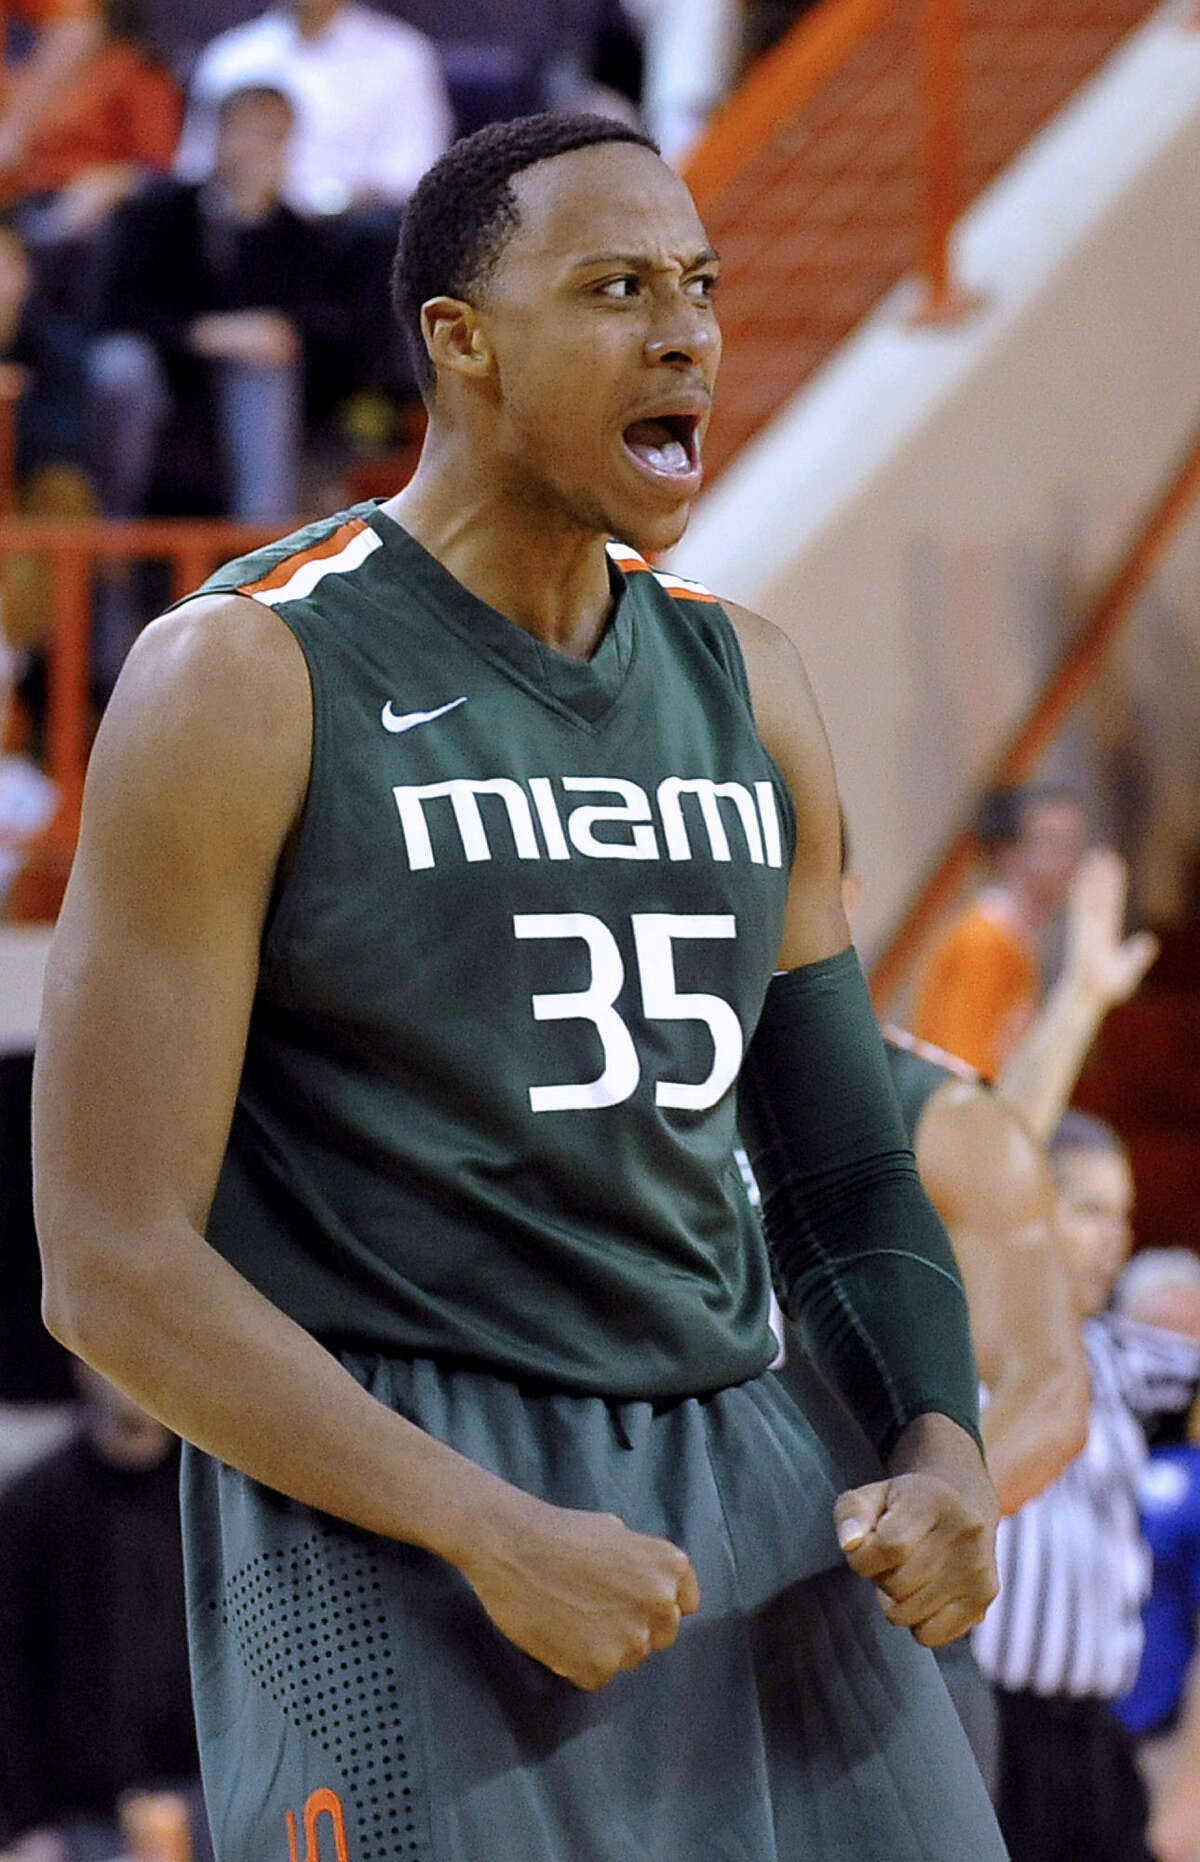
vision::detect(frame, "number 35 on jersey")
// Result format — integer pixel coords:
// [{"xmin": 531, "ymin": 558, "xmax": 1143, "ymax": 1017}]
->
[{"xmin": 514, "ymin": 911, "xmax": 742, "ymax": 1114}]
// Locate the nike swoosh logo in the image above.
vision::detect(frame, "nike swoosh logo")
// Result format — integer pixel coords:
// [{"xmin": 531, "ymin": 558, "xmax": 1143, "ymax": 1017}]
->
[{"xmin": 381, "ymin": 696, "xmax": 468, "ymax": 734}]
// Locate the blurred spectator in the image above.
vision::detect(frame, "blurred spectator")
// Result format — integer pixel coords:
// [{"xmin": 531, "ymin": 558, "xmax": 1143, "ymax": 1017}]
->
[
  {"xmin": 630, "ymin": 0, "xmax": 741, "ymax": 166},
  {"xmin": 912, "ymin": 782, "xmax": 1089, "ymax": 1077},
  {"xmin": 362, "ymin": 0, "xmax": 618, "ymax": 135},
  {"xmin": 996, "ymin": 846, "xmax": 1159, "ymax": 1143},
  {"xmin": 1114, "ymin": 1252, "xmax": 1200, "ymax": 1862},
  {"xmin": 973, "ymin": 1113, "xmax": 1200, "ymax": 1862},
  {"xmin": 0, "ymin": 216, "xmax": 96, "ymax": 678},
  {"xmin": 0, "ymin": 0, "xmax": 103, "ymax": 190},
  {"xmin": 173, "ymin": 0, "xmax": 452, "ymax": 408},
  {"xmin": 89, "ymin": 83, "xmax": 321, "ymax": 524},
  {"xmin": 0, "ymin": 216, "xmax": 90, "ymax": 493},
  {"xmin": 0, "ymin": 0, "xmax": 180, "ymax": 240},
  {"xmin": 174, "ymin": 0, "xmax": 452, "ymax": 217},
  {"xmin": 0, "ymin": 1365, "xmax": 209, "ymax": 1862},
  {"xmin": 540, "ymin": 0, "xmax": 643, "ymax": 126}
]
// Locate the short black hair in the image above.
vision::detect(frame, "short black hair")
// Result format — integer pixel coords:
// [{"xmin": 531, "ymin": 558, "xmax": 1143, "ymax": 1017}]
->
[
  {"xmin": 973, "ymin": 781, "xmax": 1084, "ymax": 854},
  {"xmin": 392, "ymin": 112, "xmax": 660, "ymax": 399}
]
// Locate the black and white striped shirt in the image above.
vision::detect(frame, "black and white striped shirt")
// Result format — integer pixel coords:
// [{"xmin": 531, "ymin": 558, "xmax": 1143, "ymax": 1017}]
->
[{"xmin": 973, "ymin": 1314, "xmax": 1200, "ymax": 1699}]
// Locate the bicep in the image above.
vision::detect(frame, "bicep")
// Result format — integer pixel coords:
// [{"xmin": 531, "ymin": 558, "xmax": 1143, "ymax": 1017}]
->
[
  {"xmin": 34, "ymin": 599, "xmax": 309, "ymax": 1257},
  {"xmin": 37, "ymin": 865, "xmax": 262, "ymax": 1246},
  {"xmin": 723, "ymin": 602, "xmax": 848, "ymax": 969}
]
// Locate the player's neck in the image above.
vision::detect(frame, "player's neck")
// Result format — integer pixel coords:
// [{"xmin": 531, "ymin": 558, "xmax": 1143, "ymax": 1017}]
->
[{"xmin": 383, "ymin": 450, "xmax": 617, "ymax": 662}]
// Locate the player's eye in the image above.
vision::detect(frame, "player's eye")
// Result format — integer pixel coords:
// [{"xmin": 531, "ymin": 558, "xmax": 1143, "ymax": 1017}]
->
[
  {"xmin": 687, "ymin": 272, "xmax": 720, "ymax": 302},
  {"xmin": 596, "ymin": 275, "xmax": 641, "ymax": 300}
]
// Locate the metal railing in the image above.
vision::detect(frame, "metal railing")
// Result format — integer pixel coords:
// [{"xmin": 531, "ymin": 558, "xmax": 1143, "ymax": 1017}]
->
[
  {"xmin": 1, "ymin": 519, "xmax": 281, "ymax": 915},
  {"xmin": 684, "ymin": 0, "xmax": 971, "ymax": 321}
]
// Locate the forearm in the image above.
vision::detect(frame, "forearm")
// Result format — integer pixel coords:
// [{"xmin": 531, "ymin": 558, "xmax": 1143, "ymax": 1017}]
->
[
  {"xmin": 739, "ymin": 949, "xmax": 981, "ymax": 1459},
  {"xmin": 980, "ymin": 1356, "xmax": 1089, "ymax": 1515},
  {"xmin": 40, "ymin": 1209, "xmax": 520, "ymax": 1573},
  {"xmin": 994, "ymin": 974, "xmax": 1107, "ymax": 1143},
  {"xmin": 39, "ymin": 1203, "xmax": 708, "ymax": 1693}
]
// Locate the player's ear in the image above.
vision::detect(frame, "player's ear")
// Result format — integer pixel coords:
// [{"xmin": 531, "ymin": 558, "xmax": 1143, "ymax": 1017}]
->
[{"xmin": 421, "ymin": 297, "xmax": 492, "ymax": 381}]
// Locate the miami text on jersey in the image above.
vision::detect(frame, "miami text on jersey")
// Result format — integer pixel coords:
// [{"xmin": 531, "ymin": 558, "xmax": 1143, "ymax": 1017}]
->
[{"xmin": 390, "ymin": 775, "xmax": 785, "ymax": 872}]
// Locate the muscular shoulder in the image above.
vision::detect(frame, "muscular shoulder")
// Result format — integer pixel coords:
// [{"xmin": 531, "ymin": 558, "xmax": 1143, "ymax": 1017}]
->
[
  {"xmin": 718, "ymin": 600, "xmax": 834, "ymax": 797},
  {"xmin": 916, "ymin": 1077, "xmax": 1050, "ymax": 1236},
  {"xmin": 720, "ymin": 599, "xmax": 818, "ymax": 716},
  {"xmin": 717, "ymin": 598, "xmax": 846, "ymax": 964},
  {"xmin": 82, "ymin": 592, "xmax": 311, "ymax": 873}
]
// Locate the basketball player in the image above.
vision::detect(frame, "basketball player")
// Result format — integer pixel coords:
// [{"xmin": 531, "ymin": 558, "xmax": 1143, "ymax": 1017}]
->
[{"xmin": 33, "ymin": 116, "xmax": 1007, "ymax": 1859}]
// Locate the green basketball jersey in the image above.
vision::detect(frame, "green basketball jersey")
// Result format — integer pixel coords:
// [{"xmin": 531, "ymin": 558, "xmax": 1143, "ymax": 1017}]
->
[
  {"xmin": 883, "ymin": 1026, "xmax": 981, "ymax": 1144},
  {"xmin": 190, "ymin": 504, "xmax": 796, "ymax": 1398}
]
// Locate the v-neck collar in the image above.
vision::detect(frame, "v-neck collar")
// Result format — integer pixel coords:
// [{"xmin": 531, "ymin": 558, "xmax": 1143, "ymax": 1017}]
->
[{"xmin": 366, "ymin": 507, "xmax": 637, "ymax": 728}]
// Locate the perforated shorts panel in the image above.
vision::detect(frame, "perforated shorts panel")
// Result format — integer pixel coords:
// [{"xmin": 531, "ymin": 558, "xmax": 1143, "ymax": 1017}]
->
[
  {"xmin": 184, "ymin": 1469, "xmax": 435, "ymax": 1862},
  {"xmin": 217, "ymin": 1529, "xmax": 427, "ymax": 1857}
]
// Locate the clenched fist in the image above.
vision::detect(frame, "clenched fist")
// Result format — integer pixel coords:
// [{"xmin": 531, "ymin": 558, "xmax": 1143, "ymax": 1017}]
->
[
  {"xmin": 460, "ymin": 1489, "xmax": 700, "ymax": 1690},
  {"xmin": 834, "ymin": 1411, "xmax": 999, "ymax": 1647}
]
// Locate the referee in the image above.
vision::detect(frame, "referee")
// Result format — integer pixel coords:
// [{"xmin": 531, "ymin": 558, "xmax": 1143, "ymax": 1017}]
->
[{"xmin": 973, "ymin": 1112, "xmax": 1200, "ymax": 1861}]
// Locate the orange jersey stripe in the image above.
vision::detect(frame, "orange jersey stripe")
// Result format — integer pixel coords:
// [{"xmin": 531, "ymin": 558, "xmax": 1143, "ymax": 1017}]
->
[
  {"xmin": 608, "ymin": 545, "xmax": 654, "ymax": 574},
  {"xmin": 240, "ymin": 518, "xmax": 370, "ymax": 597},
  {"xmin": 655, "ymin": 577, "xmax": 719, "ymax": 604},
  {"xmin": 606, "ymin": 542, "xmax": 720, "ymax": 603}
]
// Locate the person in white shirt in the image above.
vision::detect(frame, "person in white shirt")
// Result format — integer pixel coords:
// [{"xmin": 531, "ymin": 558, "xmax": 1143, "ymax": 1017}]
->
[
  {"xmin": 175, "ymin": 0, "xmax": 453, "ymax": 216},
  {"xmin": 626, "ymin": 0, "xmax": 742, "ymax": 167}
]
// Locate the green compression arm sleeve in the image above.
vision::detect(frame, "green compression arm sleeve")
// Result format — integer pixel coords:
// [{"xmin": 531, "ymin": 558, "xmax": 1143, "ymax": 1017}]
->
[{"xmin": 738, "ymin": 945, "xmax": 982, "ymax": 1461}]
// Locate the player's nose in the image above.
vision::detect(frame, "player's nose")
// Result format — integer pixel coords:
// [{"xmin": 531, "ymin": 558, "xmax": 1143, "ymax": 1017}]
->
[{"xmin": 643, "ymin": 299, "xmax": 719, "ymax": 371}]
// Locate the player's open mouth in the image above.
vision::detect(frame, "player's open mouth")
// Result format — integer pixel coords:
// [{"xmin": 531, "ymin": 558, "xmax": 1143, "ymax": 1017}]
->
[{"xmin": 621, "ymin": 413, "xmax": 702, "ymax": 482}]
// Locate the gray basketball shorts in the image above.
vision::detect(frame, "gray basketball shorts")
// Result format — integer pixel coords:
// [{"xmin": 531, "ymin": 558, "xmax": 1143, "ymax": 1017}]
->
[{"xmin": 181, "ymin": 1353, "xmax": 1008, "ymax": 1862}]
